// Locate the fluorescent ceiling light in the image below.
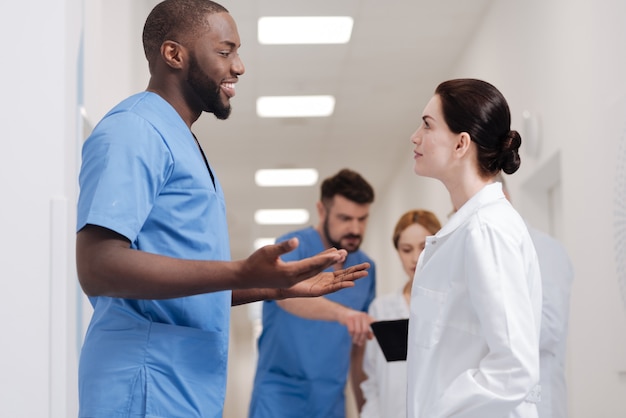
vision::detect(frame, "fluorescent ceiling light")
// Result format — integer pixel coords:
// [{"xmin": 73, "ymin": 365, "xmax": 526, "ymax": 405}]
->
[
  {"xmin": 255, "ymin": 168, "xmax": 319, "ymax": 187},
  {"xmin": 257, "ymin": 95, "xmax": 335, "ymax": 118},
  {"xmin": 254, "ymin": 209, "xmax": 310, "ymax": 225},
  {"xmin": 253, "ymin": 237, "xmax": 276, "ymax": 249},
  {"xmin": 258, "ymin": 16, "xmax": 353, "ymax": 45}
]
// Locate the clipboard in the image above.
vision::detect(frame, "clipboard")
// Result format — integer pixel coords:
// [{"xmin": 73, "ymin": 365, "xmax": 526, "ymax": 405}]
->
[{"xmin": 370, "ymin": 318, "xmax": 409, "ymax": 362}]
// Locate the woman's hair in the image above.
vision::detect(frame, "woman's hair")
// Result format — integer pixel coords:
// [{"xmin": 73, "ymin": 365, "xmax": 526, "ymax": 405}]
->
[
  {"xmin": 435, "ymin": 78, "xmax": 521, "ymax": 176},
  {"xmin": 142, "ymin": 0, "xmax": 228, "ymax": 67},
  {"xmin": 392, "ymin": 209, "xmax": 442, "ymax": 249}
]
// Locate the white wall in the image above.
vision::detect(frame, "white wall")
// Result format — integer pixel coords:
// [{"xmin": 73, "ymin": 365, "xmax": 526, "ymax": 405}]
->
[
  {"xmin": 370, "ymin": 0, "xmax": 626, "ymax": 416},
  {"xmin": 0, "ymin": 0, "xmax": 82, "ymax": 416},
  {"xmin": 83, "ymin": 0, "xmax": 152, "ymax": 127}
]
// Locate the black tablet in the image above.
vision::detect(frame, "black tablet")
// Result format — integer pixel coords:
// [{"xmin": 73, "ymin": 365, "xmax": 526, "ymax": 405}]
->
[{"xmin": 370, "ymin": 318, "xmax": 409, "ymax": 362}]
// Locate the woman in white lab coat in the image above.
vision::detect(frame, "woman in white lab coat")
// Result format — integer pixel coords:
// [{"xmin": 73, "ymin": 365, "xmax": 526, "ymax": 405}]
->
[
  {"xmin": 360, "ymin": 209, "xmax": 442, "ymax": 418},
  {"xmin": 406, "ymin": 79, "xmax": 542, "ymax": 418}
]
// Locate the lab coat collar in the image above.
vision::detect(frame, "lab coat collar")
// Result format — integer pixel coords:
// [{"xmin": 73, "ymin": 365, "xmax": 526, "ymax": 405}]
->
[{"xmin": 435, "ymin": 182, "xmax": 506, "ymax": 238}]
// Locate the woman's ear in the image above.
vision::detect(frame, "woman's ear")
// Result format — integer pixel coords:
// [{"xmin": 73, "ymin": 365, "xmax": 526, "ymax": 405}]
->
[
  {"xmin": 454, "ymin": 132, "xmax": 472, "ymax": 157},
  {"xmin": 160, "ymin": 40, "xmax": 186, "ymax": 70}
]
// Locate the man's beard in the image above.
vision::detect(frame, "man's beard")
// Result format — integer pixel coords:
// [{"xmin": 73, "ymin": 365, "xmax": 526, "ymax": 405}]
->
[
  {"xmin": 322, "ymin": 217, "xmax": 361, "ymax": 253},
  {"xmin": 187, "ymin": 54, "xmax": 231, "ymax": 120}
]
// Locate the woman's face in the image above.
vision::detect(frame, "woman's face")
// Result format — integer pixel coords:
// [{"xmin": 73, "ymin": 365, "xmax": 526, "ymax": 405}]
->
[
  {"xmin": 410, "ymin": 94, "xmax": 459, "ymax": 180},
  {"xmin": 397, "ymin": 223, "xmax": 431, "ymax": 279}
]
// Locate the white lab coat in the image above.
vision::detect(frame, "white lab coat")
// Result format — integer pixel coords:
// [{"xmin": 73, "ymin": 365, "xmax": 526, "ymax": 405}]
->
[
  {"xmin": 406, "ymin": 182, "xmax": 542, "ymax": 418},
  {"xmin": 360, "ymin": 290, "xmax": 410, "ymax": 418},
  {"xmin": 528, "ymin": 227, "xmax": 574, "ymax": 418}
]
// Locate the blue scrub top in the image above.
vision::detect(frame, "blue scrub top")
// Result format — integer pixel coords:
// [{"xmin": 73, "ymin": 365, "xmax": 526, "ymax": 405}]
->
[
  {"xmin": 77, "ymin": 92, "xmax": 231, "ymax": 417},
  {"xmin": 249, "ymin": 227, "xmax": 376, "ymax": 418}
]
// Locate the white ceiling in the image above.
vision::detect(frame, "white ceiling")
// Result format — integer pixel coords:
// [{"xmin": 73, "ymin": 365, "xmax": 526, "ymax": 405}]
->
[{"xmin": 138, "ymin": 0, "xmax": 494, "ymax": 260}]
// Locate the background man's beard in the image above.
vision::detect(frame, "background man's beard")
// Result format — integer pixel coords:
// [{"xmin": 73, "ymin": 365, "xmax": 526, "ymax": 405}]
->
[{"xmin": 323, "ymin": 219, "xmax": 361, "ymax": 253}]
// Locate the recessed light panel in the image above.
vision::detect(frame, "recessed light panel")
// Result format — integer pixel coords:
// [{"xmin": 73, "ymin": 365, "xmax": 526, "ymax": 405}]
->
[
  {"xmin": 258, "ymin": 16, "xmax": 353, "ymax": 45},
  {"xmin": 256, "ymin": 95, "xmax": 335, "ymax": 118},
  {"xmin": 254, "ymin": 209, "xmax": 310, "ymax": 225},
  {"xmin": 255, "ymin": 168, "xmax": 319, "ymax": 187}
]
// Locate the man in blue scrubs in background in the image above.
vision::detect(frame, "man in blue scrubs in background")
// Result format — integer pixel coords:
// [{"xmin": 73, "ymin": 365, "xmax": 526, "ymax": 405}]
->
[
  {"xmin": 249, "ymin": 169, "xmax": 377, "ymax": 418},
  {"xmin": 75, "ymin": 1, "xmax": 370, "ymax": 417}
]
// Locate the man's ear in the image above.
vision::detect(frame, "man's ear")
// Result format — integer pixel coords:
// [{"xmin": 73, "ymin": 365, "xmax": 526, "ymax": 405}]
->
[
  {"xmin": 161, "ymin": 40, "xmax": 186, "ymax": 70},
  {"xmin": 454, "ymin": 132, "xmax": 472, "ymax": 157},
  {"xmin": 316, "ymin": 201, "xmax": 326, "ymax": 221}
]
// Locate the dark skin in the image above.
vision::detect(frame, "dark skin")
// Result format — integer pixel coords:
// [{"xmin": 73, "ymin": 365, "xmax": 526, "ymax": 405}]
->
[{"xmin": 76, "ymin": 12, "xmax": 369, "ymax": 305}]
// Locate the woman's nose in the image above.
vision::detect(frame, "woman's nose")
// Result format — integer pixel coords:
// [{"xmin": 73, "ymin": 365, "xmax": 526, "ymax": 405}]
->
[{"xmin": 410, "ymin": 128, "xmax": 421, "ymax": 144}]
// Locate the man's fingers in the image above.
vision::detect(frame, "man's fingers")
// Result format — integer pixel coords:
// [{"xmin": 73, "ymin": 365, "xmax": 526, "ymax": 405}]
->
[
  {"xmin": 342, "ymin": 270, "xmax": 369, "ymax": 283},
  {"xmin": 335, "ymin": 262, "xmax": 370, "ymax": 282},
  {"xmin": 293, "ymin": 251, "xmax": 348, "ymax": 278},
  {"xmin": 271, "ymin": 237, "xmax": 299, "ymax": 257},
  {"xmin": 342, "ymin": 262, "xmax": 371, "ymax": 274},
  {"xmin": 343, "ymin": 311, "xmax": 375, "ymax": 345}
]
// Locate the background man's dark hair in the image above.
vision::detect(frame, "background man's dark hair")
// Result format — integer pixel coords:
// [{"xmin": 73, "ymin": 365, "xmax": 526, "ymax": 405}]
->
[{"xmin": 320, "ymin": 169, "xmax": 375, "ymax": 206}]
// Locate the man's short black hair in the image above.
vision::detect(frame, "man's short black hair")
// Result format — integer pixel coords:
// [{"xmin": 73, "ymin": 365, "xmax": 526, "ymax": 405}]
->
[
  {"xmin": 320, "ymin": 169, "xmax": 375, "ymax": 206},
  {"xmin": 142, "ymin": 0, "xmax": 229, "ymax": 69}
]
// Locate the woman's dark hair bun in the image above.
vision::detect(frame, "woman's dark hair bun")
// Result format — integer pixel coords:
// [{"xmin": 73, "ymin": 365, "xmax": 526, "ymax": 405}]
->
[{"xmin": 499, "ymin": 130, "xmax": 521, "ymax": 174}]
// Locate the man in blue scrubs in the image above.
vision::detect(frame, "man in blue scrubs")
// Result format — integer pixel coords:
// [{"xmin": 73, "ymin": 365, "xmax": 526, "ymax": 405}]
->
[
  {"xmin": 75, "ymin": 2, "xmax": 370, "ymax": 417},
  {"xmin": 249, "ymin": 169, "xmax": 377, "ymax": 418}
]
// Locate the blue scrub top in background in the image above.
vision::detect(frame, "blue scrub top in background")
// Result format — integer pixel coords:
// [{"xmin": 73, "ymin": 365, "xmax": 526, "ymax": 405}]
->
[{"xmin": 249, "ymin": 227, "xmax": 376, "ymax": 418}]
